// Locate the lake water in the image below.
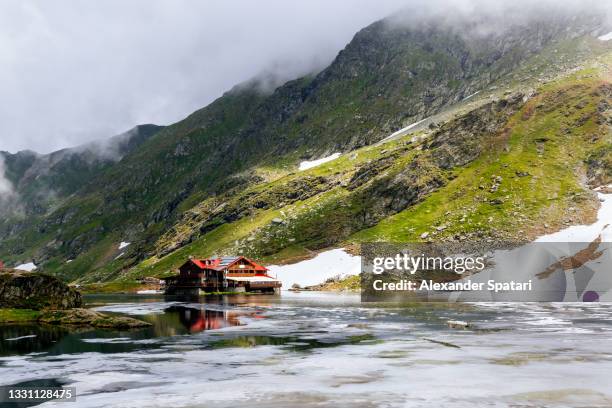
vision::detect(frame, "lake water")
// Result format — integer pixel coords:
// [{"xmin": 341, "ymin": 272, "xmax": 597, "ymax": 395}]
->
[{"xmin": 1, "ymin": 292, "xmax": 612, "ymax": 407}]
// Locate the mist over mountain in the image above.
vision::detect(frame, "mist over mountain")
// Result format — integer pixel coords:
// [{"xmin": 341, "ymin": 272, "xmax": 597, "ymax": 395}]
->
[
  {"xmin": 1, "ymin": 0, "xmax": 610, "ymax": 155},
  {"xmin": 0, "ymin": 124, "xmax": 162, "ymax": 217},
  {"xmin": 0, "ymin": 4, "xmax": 610, "ymax": 287}
]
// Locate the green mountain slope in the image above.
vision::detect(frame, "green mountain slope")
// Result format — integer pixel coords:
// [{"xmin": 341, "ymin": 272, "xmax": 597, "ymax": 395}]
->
[
  {"xmin": 0, "ymin": 124, "xmax": 162, "ymax": 217},
  {"xmin": 0, "ymin": 10, "xmax": 610, "ymax": 286},
  {"xmin": 122, "ymin": 60, "xmax": 611, "ymax": 283}
]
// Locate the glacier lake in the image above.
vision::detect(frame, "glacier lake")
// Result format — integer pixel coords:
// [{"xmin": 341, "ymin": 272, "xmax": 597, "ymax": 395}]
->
[{"xmin": 1, "ymin": 292, "xmax": 612, "ymax": 407}]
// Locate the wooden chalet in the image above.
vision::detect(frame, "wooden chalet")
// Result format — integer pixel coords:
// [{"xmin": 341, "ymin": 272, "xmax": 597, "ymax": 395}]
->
[{"xmin": 163, "ymin": 256, "xmax": 281, "ymax": 295}]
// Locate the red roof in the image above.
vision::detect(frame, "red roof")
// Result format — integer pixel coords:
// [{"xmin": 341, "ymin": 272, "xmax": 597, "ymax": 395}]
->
[{"xmin": 188, "ymin": 256, "xmax": 267, "ymax": 272}]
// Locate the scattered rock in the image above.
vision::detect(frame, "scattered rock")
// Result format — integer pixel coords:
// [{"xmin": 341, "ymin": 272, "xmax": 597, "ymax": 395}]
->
[
  {"xmin": 447, "ymin": 320, "xmax": 471, "ymax": 329},
  {"xmin": 420, "ymin": 232, "xmax": 430, "ymax": 239}
]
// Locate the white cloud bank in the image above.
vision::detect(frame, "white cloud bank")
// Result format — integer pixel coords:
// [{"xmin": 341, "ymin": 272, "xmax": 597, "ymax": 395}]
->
[
  {"xmin": 0, "ymin": 0, "xmax": 609, "ymax": 155},
  {"xmin": 0, "ymin": 0, "xmax": 409, "ymax": 154}
]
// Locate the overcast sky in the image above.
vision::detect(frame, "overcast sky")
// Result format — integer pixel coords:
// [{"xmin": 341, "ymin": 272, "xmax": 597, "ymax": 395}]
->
[
  {"xmin": 0, "ymin": 0, "xmax": 413, "ymax": 154},
  {"xmin": 0, "ymin": 0, "xmax": 609, "ymax": 154}
]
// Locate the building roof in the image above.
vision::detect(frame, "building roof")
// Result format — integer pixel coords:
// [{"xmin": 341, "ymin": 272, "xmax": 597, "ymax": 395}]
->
[{"xmin": 187, "ymin": 256, "xmax": 267, "ymax": 272}]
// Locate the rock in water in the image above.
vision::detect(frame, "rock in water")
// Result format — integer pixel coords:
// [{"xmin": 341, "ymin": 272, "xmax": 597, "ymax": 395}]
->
[
  {"xmin": 447, "ymin": 320, "xmax": 471, "ymax": 329},
  {"xmin": 38, "ymin": 309, "xmax": 151, "ymax": 329},
  {"xmin": 0, "ymin": 271, "xmax": 82, "ymax": 310}
]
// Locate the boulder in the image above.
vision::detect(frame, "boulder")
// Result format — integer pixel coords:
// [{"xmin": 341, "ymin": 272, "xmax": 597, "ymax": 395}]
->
[
  {"xmin": 447, "ymin": 320, "xmax": 471, "ymax": 329},
  {"xmin": 0, "ymin": 271, "xmax": 82, "ymax": 310}
]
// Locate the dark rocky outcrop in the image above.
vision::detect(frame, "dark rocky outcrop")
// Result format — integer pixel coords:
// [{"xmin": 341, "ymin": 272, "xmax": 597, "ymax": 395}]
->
[
  {"xmin": 0, "ymin": 271, "xmax": 150, "ymax": 329},
  {"xmin": 0, "ymin": 271, "xmax": 82, "ymax": 310}
]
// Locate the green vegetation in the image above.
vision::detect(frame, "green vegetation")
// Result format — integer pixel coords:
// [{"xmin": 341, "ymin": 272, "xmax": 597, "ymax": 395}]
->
[
  {"xmin": 111, "ymin": 59, "xmax": 612, "ymax": 283},
  {"xmin": 0, "ymin": 308, "xmax": 41, "ymax": 323},
  {"xmin": 308, "ymin": 275, "xmax": 361, "ymax": 291},
  {"xmin": 0, "ymin": 14, "xmax": 610, "ymax": 289},
  {"xmin": 37, "ymin": 308, "xmax": 151, "ymax": 328},
  {"xmin": 355, "ymin": 74, "xmax": 609, "ymax": 242}
]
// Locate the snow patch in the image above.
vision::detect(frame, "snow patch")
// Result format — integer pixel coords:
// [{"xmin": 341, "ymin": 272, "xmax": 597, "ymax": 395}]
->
[
  {"xmin": 380, "ymin": 119, "xmax": 427, "ymax": 143},
  {"xmin": 462, "ymin": 91, "xmax": 480, "ymax": 101},
  {"xmin": 115, "ymin": 252, "xmax": 125, "ymax": 260},
  {"xmin": 268, "ymin": 248, "xmax": 361, "ymax": 288},
  {"xmin": 15, "ymin": 262, "xmax": 37, "ymax": 272},
  {"xmin": 118, "ymin": 241, "xmax": 130, "ymax": 250},
  {"xmin": 598, "ymin": 32, "xmax": 612, "ymax": 41},
  {"xmin": 535, "ymin": 187, "xmax": 612, "ymax": 243},
  {"xmin": 298, "ymin": 153, "xmax": 341, "ymax": 171},
  {"xmin": 136, "ymin": 290, "xmax": 164, "ymax": 294}
]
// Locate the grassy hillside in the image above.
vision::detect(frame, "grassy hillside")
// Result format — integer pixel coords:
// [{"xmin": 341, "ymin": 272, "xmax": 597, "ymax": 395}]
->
[
  {"xmin": 355, "ymin": 69, "xmax": 611, "ymax": 242},
  {"xmin": 0, "ymin": 12, "xmax": 610, "ymax": 287},
  {"xmin": 112, "ymin": 54, "xmax": 611, "ymax": 284}
]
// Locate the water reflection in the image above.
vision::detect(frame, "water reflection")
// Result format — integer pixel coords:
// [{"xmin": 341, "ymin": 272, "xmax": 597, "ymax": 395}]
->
[
  {"xmin": 0, "ymin": 325, "xmax": 66, "ymax": 357},
  {"xmin": 0, "ymin": 304, "xmax": 261, "ymax": 357},
  {"xmin": 2, "ymin": 294, "xmax": 612, "ymax": 408},
  {"xmin": 169, "ymin": 306, "xmax": 242, "ymax": 333}
]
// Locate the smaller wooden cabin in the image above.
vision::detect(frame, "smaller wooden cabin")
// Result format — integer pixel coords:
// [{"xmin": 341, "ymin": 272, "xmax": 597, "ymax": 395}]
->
[{"xmin": 163, "ymin": 256, "xmax": 281, "ymax": 295}]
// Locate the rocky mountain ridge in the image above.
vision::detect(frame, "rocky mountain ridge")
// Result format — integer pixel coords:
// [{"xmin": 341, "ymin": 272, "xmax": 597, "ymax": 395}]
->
[{"xmin": 0, "ymin": 10, "xmax": 610, "ymax": 286}]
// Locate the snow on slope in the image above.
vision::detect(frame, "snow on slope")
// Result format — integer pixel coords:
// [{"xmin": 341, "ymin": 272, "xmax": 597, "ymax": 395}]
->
[
  {"xmin": 15, "ymin": 262, "xmax": 37, "ymax": 271},
  {"xmin": 380, "ymin": 119, "xmax": 427, "ymax": 143},
  {"xmin": 598, "ymin": 32, "xmax": 612, "ymax": 41},
  {"xmin": 268, "ymin": 248, "xmax": 361, "ymax": 288},
  {"xmin": 266, "ymin": 185, "xmax": 611, "ymax": 292},
  {"xmin": 462, "ymin": 91, "xmax": 481, "ymax": 101},
  {"xmin": 536, "ymin": 186, "xmax": 612, "ymax": 242},
  {"xmin": 299, "ymin": 153, "xmax": 341, "ymax": 171}
]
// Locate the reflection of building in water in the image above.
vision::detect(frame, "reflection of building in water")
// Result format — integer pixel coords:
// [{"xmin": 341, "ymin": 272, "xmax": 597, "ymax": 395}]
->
[
  {"xmin": 163, "ymin": 256, "xmax": 281, "ymax": 296},
  {"xmin": 166, "ymin": 306, "xmax": 243, "ymax": 333}
]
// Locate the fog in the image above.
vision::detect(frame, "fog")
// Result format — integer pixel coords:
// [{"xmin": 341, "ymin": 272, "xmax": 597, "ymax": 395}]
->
[
  {"xmin": 0, "ymin": 0, "xmax": 410, "ymax": 154},
  {"xmin": 0, "ymin": 0, "xmax": 610, "ymax": 155}
]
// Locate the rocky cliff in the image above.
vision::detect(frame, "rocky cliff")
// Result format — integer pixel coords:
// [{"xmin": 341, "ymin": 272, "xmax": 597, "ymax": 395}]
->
[{"xmin": 0, "ymin": 272, "xmax": 82, "ymax": 310}]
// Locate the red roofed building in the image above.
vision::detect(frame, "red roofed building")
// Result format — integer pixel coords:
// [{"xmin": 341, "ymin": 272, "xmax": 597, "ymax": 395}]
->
[{"xmin": 163, "ymin": 256, "xmax": 281, "ymax": 295}]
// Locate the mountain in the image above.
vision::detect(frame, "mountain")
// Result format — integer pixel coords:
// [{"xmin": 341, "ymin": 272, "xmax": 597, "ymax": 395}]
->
[
  {"xmin": 0, "ymin": 9, "xmax": 610, "ymax": 287},
  {"xmin": 0, "ymin": 124, "xmax": 163, "ymax": 217}
]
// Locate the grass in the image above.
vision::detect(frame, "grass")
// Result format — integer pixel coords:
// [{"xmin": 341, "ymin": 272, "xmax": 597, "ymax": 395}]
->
[
  {"xmin": 79, "ymin": 280, "xmax": 145, "ymax": 293},
  {"xmin": 0, "ymin": 308, "xmax": 41, "ymax": 323},
  {"xmin": 314, "ymin": 275, "xmax": 361, "ymax": 291},
  {"xmin": 8, "ymin": 42, "xmax": 609, "ymax": 289},
  {"xmin": 352, "ymin": 74, "xmax": 608, "ymax": 243},
  {"xmin": 108, "ymin": 67, "xmax": 611, "ymax": 282},
  {"xmin": 122, "ymin": 206, "xmax": 286, "ymax": 280}
]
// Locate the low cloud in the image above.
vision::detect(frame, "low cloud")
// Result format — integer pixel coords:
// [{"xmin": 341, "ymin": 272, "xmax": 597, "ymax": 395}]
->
[
  {"xmin": 0, "ymin": 0, "xmax": 610, "ymax": 156},
  {"xmin": 0, "ymin": 154, "xmax": 22, "ymax": 216},
  {"xmin": 0, "ymin": 156, "xmax": 13, "ymax": 196},
  {"xmin": 0, "ymin": 0, "xmax": 409, "ymax": 154},
  {"xmin": 385, "ymin": 0, "xmax": 612, "ymax": 35}
]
